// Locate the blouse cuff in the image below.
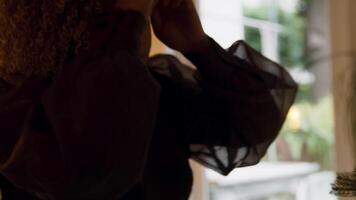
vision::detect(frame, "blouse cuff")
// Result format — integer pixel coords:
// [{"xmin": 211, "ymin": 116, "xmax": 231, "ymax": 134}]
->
[
  {"xmin": 184, "ymin": 37, "xmax": 297, "ymax": 93},
  {"xmin": 183, "ymin": 37, "xmax": 239, "ymax": 91},
  {"xmin": 183, "ymin": 38, "xmax": 298, "ymax": 175}
]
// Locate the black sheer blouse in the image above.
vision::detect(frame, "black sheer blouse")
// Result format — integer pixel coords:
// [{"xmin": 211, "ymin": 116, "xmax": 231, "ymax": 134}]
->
[{"xmin": 0, "ymin": 9, "xmax": 297, "ymax": 200}]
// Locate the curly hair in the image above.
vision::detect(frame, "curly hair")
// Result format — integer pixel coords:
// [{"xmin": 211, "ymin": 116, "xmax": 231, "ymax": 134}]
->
[{"xmin": 0, "ymin": 0, "xmax": 103, "ymax": 84}]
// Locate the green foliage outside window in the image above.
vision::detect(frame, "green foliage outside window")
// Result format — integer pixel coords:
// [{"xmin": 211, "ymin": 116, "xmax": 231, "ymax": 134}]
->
[
  {"xmin": 244, "ymin": 27, "xmax": 262, "ymax": 52},
  {"xmin": 243, "ymin": 1, "xmax": 334, "ymax": 170},
  {"xmin": 243, "ymin": 5, "xmax": 307, "ymax": 69},
  {"xmin": 281, "ymin": 97, "xmax": 334, "ymax": 170}
]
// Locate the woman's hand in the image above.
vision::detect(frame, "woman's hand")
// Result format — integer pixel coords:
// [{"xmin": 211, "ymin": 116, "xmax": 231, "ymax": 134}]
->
[
  {"xmin": 115, "ymin": 0, "xmax": 161, "ymax": 63},
  {"xmin": 151, "ymin": 0, "xmax": 209, "ymax": 54},
  {"xmin": 115, "ymin": 0, "xmax": 158, "ymax": 18}
]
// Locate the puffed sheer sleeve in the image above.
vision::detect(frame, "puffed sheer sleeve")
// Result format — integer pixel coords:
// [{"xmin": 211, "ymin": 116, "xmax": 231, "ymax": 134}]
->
[
  {"xmin": 148, "ymin": 37, "xmax": 297, "ymax": 175},
  {"xmin": 0, "ymin": 11, "xmax": 160, "ymax": 199}
]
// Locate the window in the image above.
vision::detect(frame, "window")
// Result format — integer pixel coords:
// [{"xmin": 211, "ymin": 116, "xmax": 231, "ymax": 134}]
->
[{"xmin": 193, "ymin": 1, "xmax": 336, "ymax": 199}]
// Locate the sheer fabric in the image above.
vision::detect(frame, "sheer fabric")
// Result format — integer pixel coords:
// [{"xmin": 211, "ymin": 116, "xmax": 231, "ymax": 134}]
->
[
  {"xmin": 148, "ymin": 38, "xmax": 297, "ymax": 175},
  {"xmin": 0, "ymin": 9, "xmax": 297, "ymax": 199}
]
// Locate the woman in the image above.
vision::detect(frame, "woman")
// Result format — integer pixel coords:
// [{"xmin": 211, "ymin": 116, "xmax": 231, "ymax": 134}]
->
[{"xmin": 0, "ymin": 0, "xmax": 297, "ymax": 199}]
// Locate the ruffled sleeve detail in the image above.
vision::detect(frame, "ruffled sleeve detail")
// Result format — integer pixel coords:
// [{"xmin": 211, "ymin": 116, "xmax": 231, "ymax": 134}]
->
[{"xmin": 148, "ymin": 37, "xmax": 297, "ymax": 175}]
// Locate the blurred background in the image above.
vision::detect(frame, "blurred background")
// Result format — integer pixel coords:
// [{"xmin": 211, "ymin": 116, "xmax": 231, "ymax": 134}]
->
[
  {"xmin": 151, "ymin": 0, "xmax": 356, "ymax": 199},
  {"xmin": 0, "ymin": 0, "xmax": 353, "ymax": 199}
]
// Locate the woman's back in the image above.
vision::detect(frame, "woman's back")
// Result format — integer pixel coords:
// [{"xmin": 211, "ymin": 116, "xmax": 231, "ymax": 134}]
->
[
  {"xmin": 0, "ymin": 7, "xmax": 162, "ymax": 199},
  {"xmin": 0, "ymin": 1, "xmax": 298, "ymax": 199}
]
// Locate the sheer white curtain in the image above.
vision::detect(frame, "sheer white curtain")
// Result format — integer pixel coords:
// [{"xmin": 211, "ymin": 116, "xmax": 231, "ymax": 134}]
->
[{"xmin": 198, "ymin": 0, "xmax": 244, "ymax": 48}]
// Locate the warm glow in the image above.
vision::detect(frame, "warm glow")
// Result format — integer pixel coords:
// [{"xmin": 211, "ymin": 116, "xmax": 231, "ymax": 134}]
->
[
  {"xmin": 150, "ymin": 28, "xmax": 167, "ymax": 56},
  {"xmin": 288, "ymin": 106, "xmax": 301, "ymax": 130}
]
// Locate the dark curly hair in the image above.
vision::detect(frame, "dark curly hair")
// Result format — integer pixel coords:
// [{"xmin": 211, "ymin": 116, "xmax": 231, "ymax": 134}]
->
[{"xmin": 0, "ymin": 0, "xmax": 104, "ymax": 84}]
